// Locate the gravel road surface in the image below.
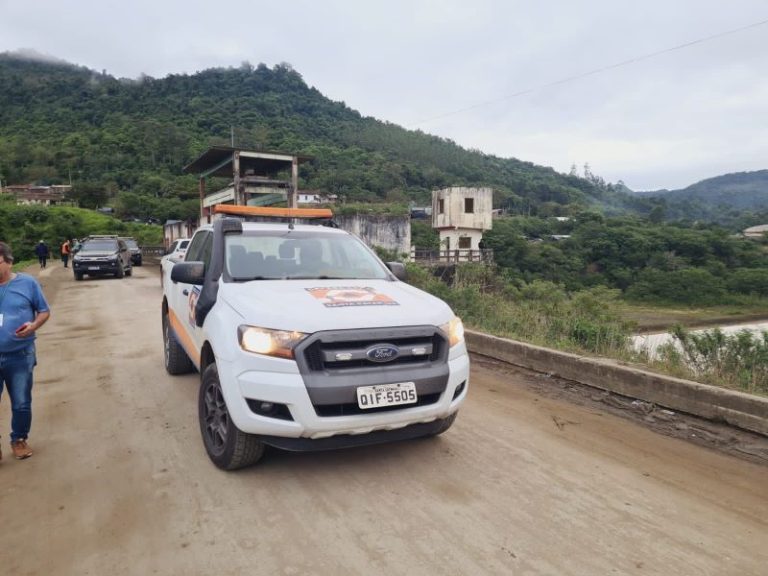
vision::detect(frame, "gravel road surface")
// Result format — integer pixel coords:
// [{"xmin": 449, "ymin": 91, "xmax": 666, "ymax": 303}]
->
[{"xmin": 1, "ymin": 264, "xmax": 766, "ymax": 576}]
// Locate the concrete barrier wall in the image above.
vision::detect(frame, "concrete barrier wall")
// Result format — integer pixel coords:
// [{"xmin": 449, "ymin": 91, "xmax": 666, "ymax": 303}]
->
[
  {"xmin": 466, "ymin": 330, "xmax": 768, "ymax": 437},
  {"xmin": 334, "ymin": 214, "xmax": 410, "ymax": 256}
]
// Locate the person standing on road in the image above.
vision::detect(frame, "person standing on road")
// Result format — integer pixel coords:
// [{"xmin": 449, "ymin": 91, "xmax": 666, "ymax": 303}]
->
[
  {"xmin": 60, "ymin": 239, "xmax": 71, "ymax": 268},
  {"xmin": 34, "ymin": 240, "xmax": 49, "ymax": 269},
  {"xmin": 0, "ymin": 241, "xmax": 50, "ymax": 461}
]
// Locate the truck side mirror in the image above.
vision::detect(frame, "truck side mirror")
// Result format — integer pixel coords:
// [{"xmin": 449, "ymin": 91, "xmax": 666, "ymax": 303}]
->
[
  {"xmin": 171, "ymin": 261, "xmax": 206, "ymax": 285},
  {"xmin": 386, "ymin": 262, "xmax": 407, "ymax": 281}
]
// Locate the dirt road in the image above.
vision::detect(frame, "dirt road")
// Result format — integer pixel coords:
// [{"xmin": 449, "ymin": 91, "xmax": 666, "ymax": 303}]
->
[{"xmin": 1, "ymin": 264, "xmax": 767, "ymax": 575}]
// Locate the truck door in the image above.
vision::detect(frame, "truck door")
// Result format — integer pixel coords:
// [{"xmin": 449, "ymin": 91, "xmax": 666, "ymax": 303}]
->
[{"xmin": 171, "ymin": 230, "xmax": 214, "ymax": 367}]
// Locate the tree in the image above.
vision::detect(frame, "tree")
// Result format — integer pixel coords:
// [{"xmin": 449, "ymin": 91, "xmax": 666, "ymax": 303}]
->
[
  {"xmin": 70, "ymin": 182, "xmax": 108, "ymax": 209},
  {"xmin": 648, "ymin": 205, "xmax": 665, "ymax": 224}
]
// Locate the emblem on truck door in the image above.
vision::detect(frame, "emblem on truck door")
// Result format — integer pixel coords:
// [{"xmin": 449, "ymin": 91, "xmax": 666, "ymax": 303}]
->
[{"xmin": 366, "ymin": 344, "xmax": 400, "ymax": 363}]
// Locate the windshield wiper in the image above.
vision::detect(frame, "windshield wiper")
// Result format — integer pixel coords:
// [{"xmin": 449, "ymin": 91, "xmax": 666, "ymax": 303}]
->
[
  {"xmin": 288, "ymin": 275, "xmax": 348, "ymax": 280},
  {"xmin": 231, "ymin": 276, "xmax": 271, "ymax": 282}
]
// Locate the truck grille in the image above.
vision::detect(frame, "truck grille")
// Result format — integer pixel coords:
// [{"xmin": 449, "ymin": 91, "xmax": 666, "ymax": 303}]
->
[
  {"xmin": 302, "ymin": 332, "xmax": 445, "ymax": 372},
  {"xmin": 294, "ymin": 326, "xmax": 451, "ymax": 417}
]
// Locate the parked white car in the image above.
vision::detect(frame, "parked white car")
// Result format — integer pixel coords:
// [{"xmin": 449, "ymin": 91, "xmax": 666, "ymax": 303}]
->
[
  {"xmin": 165, "ymin": 238, "xmax": 190, "ymax": 261},
  {"xmin": 160, "ymin": 238, "xmax": 190, "ymax": 286}
]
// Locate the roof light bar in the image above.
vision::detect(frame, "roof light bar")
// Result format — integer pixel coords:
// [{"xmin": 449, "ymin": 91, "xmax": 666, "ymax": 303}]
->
[{"xmin": 213, "ymin": 205, "xmax": 333, "ymax": 219}]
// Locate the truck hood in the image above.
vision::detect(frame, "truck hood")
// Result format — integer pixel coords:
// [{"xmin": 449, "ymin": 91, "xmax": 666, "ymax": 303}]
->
[{"xmin": 219, "ymin": 279, "xmax": 455, "ymax": 333}]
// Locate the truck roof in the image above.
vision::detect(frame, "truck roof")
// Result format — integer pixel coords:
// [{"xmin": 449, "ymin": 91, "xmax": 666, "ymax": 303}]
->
[{"xmin": 196, "ymin": 221, "xmax": 348, "ymax": 235}]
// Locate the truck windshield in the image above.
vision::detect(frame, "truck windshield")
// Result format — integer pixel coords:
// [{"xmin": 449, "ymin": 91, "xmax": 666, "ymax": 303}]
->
[
  {"xmin": 81, "ymin": 241, "xmax": 118, "ymax": 252},
  {"xmin": 225, "ymin": 231, "xmax": 390, "ymax": 281}
]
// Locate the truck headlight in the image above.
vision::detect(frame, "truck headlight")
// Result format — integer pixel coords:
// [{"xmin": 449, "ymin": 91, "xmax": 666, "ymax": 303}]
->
[
  {"xmin": 238, "ymin": 326, "xmax": 308, "ymax": 359},
  {"xmin": 440, "ymin": 317, "xmax": 465, "ymax": 347}
]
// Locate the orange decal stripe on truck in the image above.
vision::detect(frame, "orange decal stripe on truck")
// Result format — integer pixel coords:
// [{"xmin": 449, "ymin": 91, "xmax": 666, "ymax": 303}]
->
[{"xmin": 168, "ymin": 308, "xmax": 201, "ymax": 367}]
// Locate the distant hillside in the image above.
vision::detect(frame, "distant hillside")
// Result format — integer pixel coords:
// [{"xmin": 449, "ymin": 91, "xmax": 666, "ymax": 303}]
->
[
  {"xmin": 0, "ymin": 52, "xmax": 641, "ymax": 220},
  {"xmin": 633, "ymin": 170, "xmax": 768, "ymax": 220}
]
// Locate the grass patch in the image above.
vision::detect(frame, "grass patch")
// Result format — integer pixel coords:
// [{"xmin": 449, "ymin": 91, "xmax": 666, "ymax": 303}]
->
[
  {"xmin": 647, "ymin": 326, "xmax": 768, "ymax": 396},
  {"xmin": 408, "ymin": 262, "xmax": 768, "ymax": 397},
  {"xmin": 407, "ymin": 263, "xmax": 635, "ymax": 357},
  {"xmin": 333, "ymin": 203, "xmax": 409, "ymax": 216},
  {"xmin": 617, "ymin": 300, "xmax": 768, "ymax": 332}
]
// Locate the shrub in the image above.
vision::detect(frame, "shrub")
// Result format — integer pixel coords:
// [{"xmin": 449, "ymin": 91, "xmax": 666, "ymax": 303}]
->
[
  {"xmin": 669, "ymin": 325, "xmax": 768, "ymax": 394},
  {"xmin": 726, "ymin": 268, "xmax": 768, "ymax": 296},
  {"xmin": 626, "ymin": 267, "xmax": 726, "ymax": 305}
]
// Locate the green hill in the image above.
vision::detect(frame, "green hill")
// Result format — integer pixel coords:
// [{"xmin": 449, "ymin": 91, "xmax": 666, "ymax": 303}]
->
[
  {"xmin": 0, "ymin": 52, "xmax": 639, "ymax": 220},
  {"xmin": 632, "ymin": 171, "xmax": 768, "ymax": 223}
]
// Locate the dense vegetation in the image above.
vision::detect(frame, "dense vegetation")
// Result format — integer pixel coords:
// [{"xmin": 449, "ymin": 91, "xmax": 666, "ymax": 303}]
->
[
  {"xmin": 2, "ymin": 52, "xmax": 767, "ymax": 395},
  {"xmin": 415, "ymin": 212, "xmax": 768, "ymax": 305},
  {"xmin": 635, "ymin": 170, "xmax": 768, "ymax": 224},
  {"xmin": 2, "ymin": 53, "xmax": 766, "ymax": 285},
  {"xmin": 407, "ymin": 263, "xmax": 768, "ymax": 396},
  {"xmin": 654, "ymin": 326, "xmax": 768, "ymax": 395},
  {"xmin": 0, "ymin": 53, "xmax": 660, "ymax": 221},
  {"xmin": 0, "ymin": 195, "xmax": 162, "ymax": 260}
]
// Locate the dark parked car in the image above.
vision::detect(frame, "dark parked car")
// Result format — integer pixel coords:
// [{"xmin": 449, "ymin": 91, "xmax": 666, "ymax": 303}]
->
[
  {"xmin": 119, "ymin": 237, "xmax": 142, "ymax": 266},
  {"xmin": 72, "ymin": 236, "xmax": 133, "ymax": 281}
]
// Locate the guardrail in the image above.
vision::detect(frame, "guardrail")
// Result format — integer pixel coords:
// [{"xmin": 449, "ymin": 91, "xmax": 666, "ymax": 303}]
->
[
  {"xmin": 466, "ymin": 330, "xmax": 768, "ymax": 437},
  {"xmin": 411, "ymin": 249, "xmax": 493, "ymax": 263},
  {"xmin": 141, "ymin": 246, "xmax": 166, "ymax": 257}
]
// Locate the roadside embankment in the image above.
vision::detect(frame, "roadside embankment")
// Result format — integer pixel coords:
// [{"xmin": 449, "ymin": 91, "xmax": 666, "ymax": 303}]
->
[{"xmin": 466, "ymin": 330, "xmax": 768, "ymax": 437}]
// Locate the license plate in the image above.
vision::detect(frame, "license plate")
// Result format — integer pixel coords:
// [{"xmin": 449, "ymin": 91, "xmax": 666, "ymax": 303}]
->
[
  {"xmin": 357, "ymin": 382, "xmax": 417, "ymax": 409},
  {"xmin": 88, "ymin": 266, "xmax": 100, "ymax": 270}
]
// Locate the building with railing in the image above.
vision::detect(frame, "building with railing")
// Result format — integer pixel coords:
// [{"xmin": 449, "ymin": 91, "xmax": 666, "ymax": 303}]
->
[
  {"xmin": 3, "ymin": 184, "xmax": 72, "ymax": 206},
  {"xmin": 411, "ymin": 248, "xmax": 493, "ymax": 264},
  {"xmin": 419, "ymin": 186, "xmax": 493, "ymax": 264}
]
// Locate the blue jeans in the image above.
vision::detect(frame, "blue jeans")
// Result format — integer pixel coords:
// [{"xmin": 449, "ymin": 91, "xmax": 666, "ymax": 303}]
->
[{"xmin": 0, "ymin": 346, "xmax": 36, "ymax": 442}]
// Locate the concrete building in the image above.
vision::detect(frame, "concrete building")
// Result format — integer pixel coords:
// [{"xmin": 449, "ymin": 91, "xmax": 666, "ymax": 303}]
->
[
  {"xmin": 4, "ymin": 184, "xmax": 72, "ymax": 206},
  {"xmin": 163, "ymin": 219, "xmax": 197, "ymax": 249},
  {"xmin": 743, "ymin": 224, "xmax": 768, "ymax": 239},
  {"xmin": 432, "ymin": 187, "xmax": 493, "ymax": 254}
]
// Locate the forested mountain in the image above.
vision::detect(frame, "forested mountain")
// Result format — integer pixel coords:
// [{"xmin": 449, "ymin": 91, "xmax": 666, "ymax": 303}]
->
[
  {"xmin": 632, "ymin": 171, "xmax": 768, "ymax": 224},
  {"xmin": 0, "ymin": 52, "xmax": 646, "ymax": 221}
]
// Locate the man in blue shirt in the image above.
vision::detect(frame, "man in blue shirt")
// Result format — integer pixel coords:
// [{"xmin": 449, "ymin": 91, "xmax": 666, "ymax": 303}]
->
[{"xmin": 0, "ymin": 242, "xmax": 50, "ymax": 461}]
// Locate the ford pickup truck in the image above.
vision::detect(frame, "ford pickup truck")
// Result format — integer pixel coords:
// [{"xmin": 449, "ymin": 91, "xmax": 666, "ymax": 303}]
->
[{"xmin": 161, "ymin": 205, "xmax": 469, "ymax": 469}]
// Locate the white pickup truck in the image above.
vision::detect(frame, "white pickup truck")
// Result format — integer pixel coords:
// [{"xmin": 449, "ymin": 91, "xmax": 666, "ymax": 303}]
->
[{"xmin": 161, "ymin": 205, "xmax": 469, "ymax": 469}]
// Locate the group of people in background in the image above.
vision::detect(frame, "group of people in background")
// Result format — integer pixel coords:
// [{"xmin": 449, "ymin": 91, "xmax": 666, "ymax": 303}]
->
[{"xmin": 33, "ymin": 238, "xmax": 74, "ymax": 269}]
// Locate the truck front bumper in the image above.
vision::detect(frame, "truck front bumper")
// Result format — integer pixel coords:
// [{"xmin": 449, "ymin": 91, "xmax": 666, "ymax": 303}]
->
[{"xmin": 216, "ymin": 346, "xmax": 470, "ymax": 443}]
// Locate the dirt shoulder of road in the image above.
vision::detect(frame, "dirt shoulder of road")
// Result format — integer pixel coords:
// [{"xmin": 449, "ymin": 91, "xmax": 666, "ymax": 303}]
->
[{"xmin": 472, "ymin": 354, "xmax": 768, "ymax": 467}]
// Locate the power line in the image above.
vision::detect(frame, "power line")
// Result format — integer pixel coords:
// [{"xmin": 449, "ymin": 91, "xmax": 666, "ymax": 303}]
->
[{"xmin": 412, "ymin": 16, "xmax": 768, "ymax": 127}]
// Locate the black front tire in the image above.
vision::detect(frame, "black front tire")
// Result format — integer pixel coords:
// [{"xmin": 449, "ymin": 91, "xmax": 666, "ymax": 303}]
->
[
  {"xmin": 199, "ymin": 363, "xmax": 265, "ymax": 470},
  {"xmin": 163, "ymin": 312, "xmax": 194, "ymax": 375},
  {"xmin": 74, "ymin": 272, "xmax": 84, "ymax": 281},
  {"xmin": 115, "ymin": 264, "xmax": 124, "ymax": 279}
]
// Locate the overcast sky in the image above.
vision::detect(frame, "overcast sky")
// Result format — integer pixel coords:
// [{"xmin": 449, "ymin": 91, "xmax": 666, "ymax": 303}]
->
[{"xmin": 1, "ymin": 0, "xmax": 767, "ymax": 191}]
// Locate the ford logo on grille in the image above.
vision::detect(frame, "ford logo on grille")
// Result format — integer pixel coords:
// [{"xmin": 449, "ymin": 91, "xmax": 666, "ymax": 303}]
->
[{"xmin": 366, "ymin": 344, "xmax": 400, "ymax": 363}]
